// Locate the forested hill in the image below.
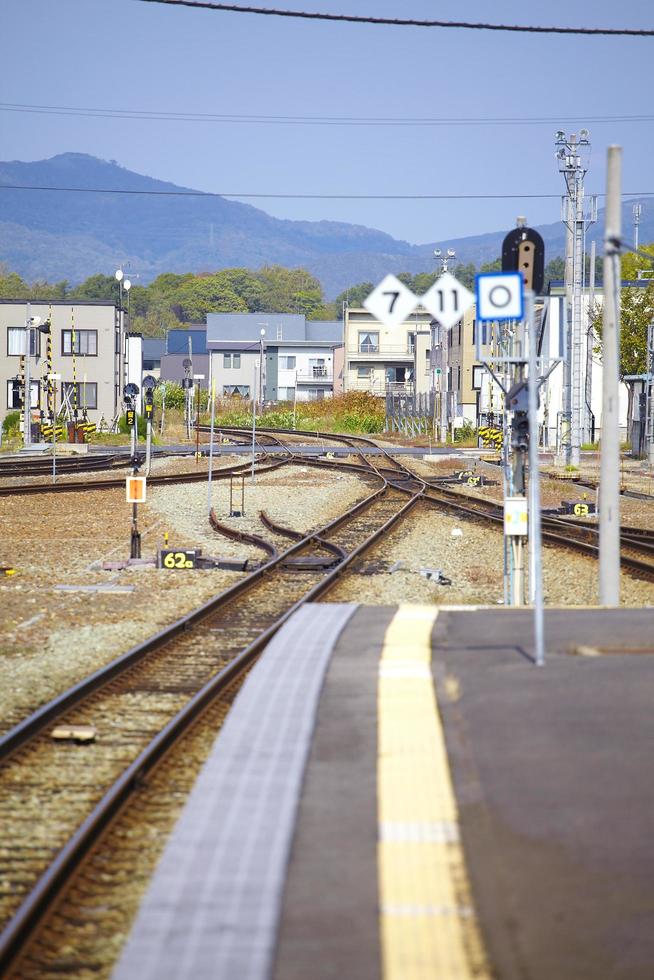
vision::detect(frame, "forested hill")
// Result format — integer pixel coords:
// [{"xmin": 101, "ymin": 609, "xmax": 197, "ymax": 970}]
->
[{"xmin": 0, "ymin": 153, "xmax": 652, "ymax": 296}]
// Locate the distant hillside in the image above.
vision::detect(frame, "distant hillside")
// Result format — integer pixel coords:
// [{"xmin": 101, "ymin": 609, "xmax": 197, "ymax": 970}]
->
[{"xmin": 0, "ymin": 153, "xmax": 652, "ymax": 295}]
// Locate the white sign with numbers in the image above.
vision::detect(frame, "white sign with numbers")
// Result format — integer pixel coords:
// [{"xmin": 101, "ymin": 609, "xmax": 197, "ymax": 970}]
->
[
  {"xmin": 421, "ymin": 271, "xmax": 475, "ymax": 329},
  {"xmin": 363, "ymin": 274, "xmax": 419, "ymax": 329},
  {"xmin": 363, "ymin": 271, "xmax": 474, "ymax": 330},
  {"xmin": 476, "ymin": 271, "xmax": 524, "ymax": 322}
]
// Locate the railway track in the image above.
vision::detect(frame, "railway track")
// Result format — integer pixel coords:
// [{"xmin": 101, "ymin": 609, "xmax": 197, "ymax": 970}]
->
[
  {"xmin": 3, "ymin": 428, "xmax": 654, "ymax": 971},
  {"xmin": 0, "ymin": 466, "xmax": 422, "ymax": 974},
  {"xmin": 421, "ymin": 482, "xmax": 654, "ymax": 580}
]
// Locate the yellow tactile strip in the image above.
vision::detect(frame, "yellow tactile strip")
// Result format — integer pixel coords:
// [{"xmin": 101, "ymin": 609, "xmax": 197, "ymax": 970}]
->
[{"xmin": 377, "ymin": 604, "xmax": 489, "ymax": 979}]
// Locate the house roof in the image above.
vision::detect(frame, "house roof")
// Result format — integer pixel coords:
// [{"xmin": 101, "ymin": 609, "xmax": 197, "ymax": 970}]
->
[{"xmin": 206, "ymin": 313, "xmax": 342, "ymax": 346}]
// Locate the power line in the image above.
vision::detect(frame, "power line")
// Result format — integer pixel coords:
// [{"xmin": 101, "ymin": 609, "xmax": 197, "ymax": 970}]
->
[
  {"xmin": 136, "ymin": 0, "xmax": 654, "ymax": 37},
  {"xmin": 1, "ymin": 184, "xmax": 653, "ymax": 201},
  {"xmin": 2, "ymin": 102, "xmax": 653, "ymax": 127}
]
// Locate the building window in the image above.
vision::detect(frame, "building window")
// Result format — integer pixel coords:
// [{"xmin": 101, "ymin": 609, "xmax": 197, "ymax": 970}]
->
[
  {"xmin": 7, "ymin": 327, "xmax": 39, "ymax": 357},
  {"xmin": 62, "ymin": 329, "xmax": 97, "ymax": 356},
  {"xmin": 276, "ymin": 325, "xmax": 283, "ymax": 340},
  {"xmin": 358, "ymin": 331, "xmax": 379, "ymax": 353},
  {"xmin": 61, "ymin": 381, "xmax": 97, "ymax": 410},
  {"xmin": 280, "ymin": 355, "xmax": 296, "ymax": 370},
  {"xmin": 407, "ymin": 332, "xmax": 416, "ymax": 354},
  {"xmin": 6, "ymin": 380, "xmax": 39, "ymax": 409},
  {"xmin": 357, "ymin": 366, "xmax": 372, "ymax": 379},
  {"xmin": 457, "ymin": 366, "xmax": 461, "ymax": 390},
  {"xmin": 472, "ymin": 366, "xmax": 484, "ymax": 390},
  {"xmin": 223, "ymin": 384, "xmax": 250, "ymax": 398},
  {"xmin": 309, "ymin": 358, "xmax": 327, "ymax": 378},
  {"xmin": 305, "ymin": 388, "xmax": 325, "ymax": 401},
  {"xmin": 223, "ymin": 353, "xmax": 242, "ymax": 369},
  {"xmin": 472, "ymin": 320, "xmax": 489, "ymax": 347},
  {"xmin": 278, "ymin": 386, "xmax": 296, "ymax": 400}
]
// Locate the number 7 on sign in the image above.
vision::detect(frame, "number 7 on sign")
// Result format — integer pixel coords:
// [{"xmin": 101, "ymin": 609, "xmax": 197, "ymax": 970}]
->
[
  {"xmin": 383, "ymin": 290, "xmax": 400, "ymax": 314},
  {"xmin": 363, "ymin": 274, "xmax": 419, "ymax": 328}
]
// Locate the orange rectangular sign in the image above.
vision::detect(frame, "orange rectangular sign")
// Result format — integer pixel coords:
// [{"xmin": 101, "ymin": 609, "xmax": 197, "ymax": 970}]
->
[{"xmin": 126, "ymin": 476, "xmax": 147, "ymax": 503}]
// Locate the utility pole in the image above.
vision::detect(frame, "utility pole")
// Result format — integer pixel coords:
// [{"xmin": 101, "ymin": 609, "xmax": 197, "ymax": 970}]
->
[
  {"xmin": 599, "ymin": 146, "xmax": 622, "ymax": 606},
  {"xmin": 556, "ymin": 130, "xmax": 596, "ymax": 466},
  {"xmin": 434, "ymin": 247, "xmax": 456, "ymax": 443},
  {"xmin": 633, "ymin": 203, "xmax": 642, "ymax": 250}
]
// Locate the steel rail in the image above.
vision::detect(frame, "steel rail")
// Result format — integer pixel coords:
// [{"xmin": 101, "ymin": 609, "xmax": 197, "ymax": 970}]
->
[
  {"xmin": 0, "ymin": 456, "xmax": 288, "ymax": 496},
  {"xmin": 209, "ymin": 508, "xmax": 278, "ymax": 559},
  {"xmin": 259, "ymin": 510, "xmax": 348, "ymax": 561},
  {"xmin": 422, "ymin": 487, "xmax": 654, "ymax": 579},
  {"xmin": 0, "ymin": 482, "xmax": 422, "ymax": 973}
]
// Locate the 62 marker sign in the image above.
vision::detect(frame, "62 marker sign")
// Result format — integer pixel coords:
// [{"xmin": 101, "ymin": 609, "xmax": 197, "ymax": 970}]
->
[{"xmin": 160, "ymin": 549, "xmax": 197, "ymax": 569}]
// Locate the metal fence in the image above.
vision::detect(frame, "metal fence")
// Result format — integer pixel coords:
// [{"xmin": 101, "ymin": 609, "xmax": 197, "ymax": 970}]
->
[{"xmin": 385, "ymin": 391, "xmax": 437, "ymax": 436}]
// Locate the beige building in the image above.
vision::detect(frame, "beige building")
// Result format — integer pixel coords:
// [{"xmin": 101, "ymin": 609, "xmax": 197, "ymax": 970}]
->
[
  {"xmin": 342, "ymin": 307, "xmax": 433, "ymax": 396},
  {"xmin": 444, "ymin": 305, "xmax": 494, "ymax": 425},
  {"xmin": 1, "ymin": 300, "xmax": 133, "ymax": 433},
  {"xmin": 343, "ymin": 303, "xmax": 496, "ymax": 425}
]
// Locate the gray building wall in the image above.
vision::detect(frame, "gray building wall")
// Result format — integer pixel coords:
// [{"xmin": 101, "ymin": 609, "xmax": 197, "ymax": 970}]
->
[{"xmin": 160, "ymin": 354, "xmax": 210, "ymax": 387}]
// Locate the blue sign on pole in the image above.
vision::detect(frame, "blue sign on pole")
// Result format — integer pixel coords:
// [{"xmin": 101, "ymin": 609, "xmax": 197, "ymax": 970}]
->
[{"xmin": 476, "ymin": 271, "xmax": 524, "ymax": 322}]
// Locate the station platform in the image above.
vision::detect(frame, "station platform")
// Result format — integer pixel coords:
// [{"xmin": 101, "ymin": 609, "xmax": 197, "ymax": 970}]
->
[{"xmin": 113, "ymin": 603, "xmax": 654, "ymax": 980}]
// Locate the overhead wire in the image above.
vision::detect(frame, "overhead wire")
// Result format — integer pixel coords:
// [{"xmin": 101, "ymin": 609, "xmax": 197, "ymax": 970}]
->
[
  {"xmin": 0, "ymin": 184, "xmax": 652, "ymax": 201},
  {"xmin": 135, "ymin": 1, "xmax": 654, "ymax": 37},
  {"xmin": 2, "ymin": 102, "xmax": 653, "ymax": 127}
]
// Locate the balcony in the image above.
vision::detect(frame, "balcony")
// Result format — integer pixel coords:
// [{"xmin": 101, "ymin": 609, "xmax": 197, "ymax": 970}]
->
[
  {"xmin": 348, "ymin": 343, "xmax": 415, "ymax": 359},
  {"xmin": 296, "ymin": 367, "xmax": 333, "ymax": 384},
  {"xmin": 348, "ymin": 378, "xmax": 415, "ymax": 396}
]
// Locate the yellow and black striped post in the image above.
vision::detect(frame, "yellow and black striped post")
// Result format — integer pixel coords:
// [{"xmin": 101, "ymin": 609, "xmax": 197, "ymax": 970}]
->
[
  {"xmin": 71, "ymin": 307, "xmax": 78, "ymax": 423},
  {"xmin": 18, "ymin": 354, "xmax": 25, "ymax": 424},
  {"xmin": 46, "ymin": 303, "xmax": 54, "ymax": 422}
]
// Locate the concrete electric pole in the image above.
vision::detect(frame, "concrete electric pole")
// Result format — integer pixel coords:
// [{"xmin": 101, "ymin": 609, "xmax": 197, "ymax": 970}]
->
[
  {"xmin": 556, "ymin": 130, "xmax": 597, "ymax": 466},
  {"xmin": 434, "ymin": 247, "xmax": 456, "ymax": 443},
  {"xmin": 633, "ymin": 203, "xmax": 642, "ymax": 251}
]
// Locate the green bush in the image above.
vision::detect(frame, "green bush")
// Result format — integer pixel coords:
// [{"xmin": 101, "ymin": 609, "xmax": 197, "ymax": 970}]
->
[
  {"xmin": 2, "ymin": 411, "xmax": 20, "ymax": 437},
  {"xmin": 118, "ymin": 413, "xmax": 148, "ymax": 439},
  {"xmin": 154, "ymin": 382, "xmax": 209, "ymax": 411},
  {"xmin": 453, "ymin": 420, "xmax": 477, "ymax": 443}
]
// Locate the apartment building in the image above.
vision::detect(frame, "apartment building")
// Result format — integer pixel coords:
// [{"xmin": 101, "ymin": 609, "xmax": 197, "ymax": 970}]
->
[
  {"xmin": 206, "ymin": 314, "xmax": 343, "ymax": 402},
  {"xmin": 0, "ymin": 299, "xmax": 136, "ymax": 432},
  {"xmin": 342, "ymin": 307, "xmax": 433, "ymax": 396}
]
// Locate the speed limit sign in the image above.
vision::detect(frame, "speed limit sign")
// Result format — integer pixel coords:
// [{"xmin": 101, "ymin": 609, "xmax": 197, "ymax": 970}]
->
[
  {"xmin": 476, "ymin": 271, "xmax": 524, "ymax": 322},
  {"xmin": 363, "ymin": 274, "xmax": 418, "ymax": 328}
]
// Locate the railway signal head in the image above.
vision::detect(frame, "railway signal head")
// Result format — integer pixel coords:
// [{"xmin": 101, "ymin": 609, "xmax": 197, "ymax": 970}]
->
[{"xmin": 511, "ymin": 412, "xmax": 530, "ymax": 452}]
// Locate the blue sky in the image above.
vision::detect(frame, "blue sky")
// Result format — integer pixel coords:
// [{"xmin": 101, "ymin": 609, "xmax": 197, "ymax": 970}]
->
[{"xmin": 2, "ymin": 0, "xmax": 653, "ymax": 245}]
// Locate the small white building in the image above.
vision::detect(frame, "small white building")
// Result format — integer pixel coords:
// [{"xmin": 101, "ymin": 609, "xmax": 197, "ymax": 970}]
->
[{"xmin": 206, "ymin": 314, "xmax": 343, "ymax": 403}]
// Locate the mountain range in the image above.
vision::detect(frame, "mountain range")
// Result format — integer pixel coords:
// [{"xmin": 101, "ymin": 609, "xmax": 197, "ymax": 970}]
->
[{"xmin": 0, "ymin": 153, "xmax": 652, "ymax": 296}]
